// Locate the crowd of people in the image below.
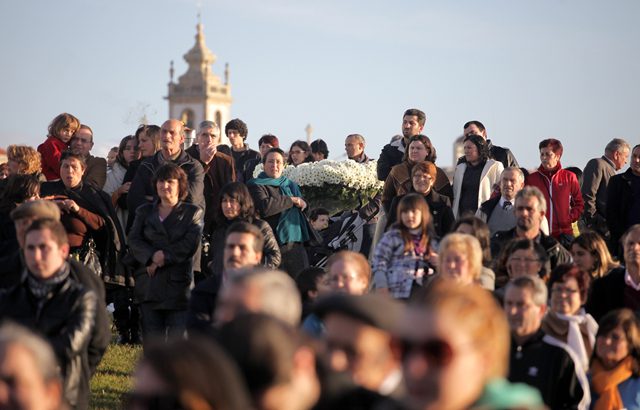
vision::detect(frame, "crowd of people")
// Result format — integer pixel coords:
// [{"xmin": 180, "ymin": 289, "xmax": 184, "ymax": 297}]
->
[{"xmin": 0, "ymin": 108, "xmax": 639, "ymax": 409}]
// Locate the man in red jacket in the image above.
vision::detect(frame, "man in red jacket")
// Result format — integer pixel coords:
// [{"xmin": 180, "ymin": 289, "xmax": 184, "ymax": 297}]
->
[{"xmin": 525, "ymin": 138, "xmax": 584, "ymax": 247}]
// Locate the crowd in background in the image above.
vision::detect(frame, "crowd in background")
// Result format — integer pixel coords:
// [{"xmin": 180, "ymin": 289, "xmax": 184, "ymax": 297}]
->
[{"xmin": 0, "ymin": 109, "xmax": 639, "ymax": 409}]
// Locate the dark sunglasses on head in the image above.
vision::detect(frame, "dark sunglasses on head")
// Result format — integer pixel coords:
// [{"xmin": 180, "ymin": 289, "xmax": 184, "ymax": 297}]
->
[
  {"xmin": 122, "ymin": 392, "xmax": 183, "ymax": 410},
  {"xmin": 400, "ymin": 338, "xmax": 454, "ymax": 367}
]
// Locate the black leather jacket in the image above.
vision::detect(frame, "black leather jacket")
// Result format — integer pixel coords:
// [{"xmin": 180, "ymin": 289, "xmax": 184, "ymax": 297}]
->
[
  {"xmin": 0, "ymin": 265, "xmax": 98, "ymax": 409},
  {"xmin": 129, "ymin": 201, "xmax": 204, "ymax": 310}
]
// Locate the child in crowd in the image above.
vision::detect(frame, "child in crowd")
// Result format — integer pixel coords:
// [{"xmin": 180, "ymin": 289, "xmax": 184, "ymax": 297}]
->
[
  {"xmin": 372, "ymin": 193, "xmax": 438, "ymax": 300},
  {"xmin": 37, "ymin": 113, "xmax": 80, "ymax": 180},
  {"xmin": 296, "ymin": 267, "xmax": 329, "ymax": 321},
  {"xmin": 309, "ymin": 207, "xmax": 330, "ymax": 232}
]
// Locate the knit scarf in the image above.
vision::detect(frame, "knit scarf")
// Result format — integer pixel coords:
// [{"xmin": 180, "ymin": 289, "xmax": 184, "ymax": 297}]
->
[
  {"xmin": 26, "ymin": 262, "xmax": 70, "ymax": 299},
  {"xmin": 590, "ymin": 356, "xmax": 634, "ymax": 410},
  {"xmin": 543, "ymin": 309, "xmax": 598, "ymax": 370},
  {"xmin": 250, "ymin": 172, "xmax": 310, "ymax": 244}
]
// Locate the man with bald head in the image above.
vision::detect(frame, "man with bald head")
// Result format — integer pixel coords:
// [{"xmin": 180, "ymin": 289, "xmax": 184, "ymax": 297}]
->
[
  {"xmin": 127, "ymin": 119, "xmax": 205, "ymax": 217},
  {"xmin": 127, "ymin": 119, "xmax": 205, "ymax": 277}
]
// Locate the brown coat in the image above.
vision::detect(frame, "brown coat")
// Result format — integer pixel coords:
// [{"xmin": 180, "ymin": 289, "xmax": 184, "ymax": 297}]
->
[
  {"xmin": 185, "ymin": 145, "xmax": 236, "ymax": 233},
  {"xmin": 381, "ymin": 161, "xmax": 452, "ymax": 213}
]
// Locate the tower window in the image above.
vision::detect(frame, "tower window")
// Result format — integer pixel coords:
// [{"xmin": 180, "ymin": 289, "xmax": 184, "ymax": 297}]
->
[{"xmin": 180, "ymin": 109, "xmax": 195, "ymax": 129}]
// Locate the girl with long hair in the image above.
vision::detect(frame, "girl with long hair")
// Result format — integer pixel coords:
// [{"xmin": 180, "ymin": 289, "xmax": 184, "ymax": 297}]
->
[{"xmin": 372, "ymin": 193, "xmax": 437, "ymax": 300}]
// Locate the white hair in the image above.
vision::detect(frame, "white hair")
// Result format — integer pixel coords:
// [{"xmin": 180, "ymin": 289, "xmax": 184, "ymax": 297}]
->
[{"xmin": 231, "ymin": 268, "xmax": 302, "ymax": 326}]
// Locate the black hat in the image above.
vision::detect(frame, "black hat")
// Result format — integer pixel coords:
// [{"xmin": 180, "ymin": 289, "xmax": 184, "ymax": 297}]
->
[{"xmin": 314, "ymin": 293, "xmax": 404, "ymax": 333}]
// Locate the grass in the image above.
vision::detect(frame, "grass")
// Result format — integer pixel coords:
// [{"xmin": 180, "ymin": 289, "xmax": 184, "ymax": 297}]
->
[{"xmin": 90, "ymin": 343, "xmax": 142, "ymax": 410}]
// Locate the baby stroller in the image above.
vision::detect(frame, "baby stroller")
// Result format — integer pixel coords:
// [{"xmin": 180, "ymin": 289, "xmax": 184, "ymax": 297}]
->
[{"xmin": 311, "ymin": 200, "xmax": 380, "ymax": 268}]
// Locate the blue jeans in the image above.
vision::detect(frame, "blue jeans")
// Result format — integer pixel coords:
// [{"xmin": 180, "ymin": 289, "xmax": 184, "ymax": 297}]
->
[{"xmin": 140, "ymin": 304, "xmax": 187, "ymax": 341}]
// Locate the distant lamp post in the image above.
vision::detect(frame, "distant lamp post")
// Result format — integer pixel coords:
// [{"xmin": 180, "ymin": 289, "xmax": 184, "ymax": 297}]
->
[{"xmin": 305, "ymin": 123, "xmax": 313, "ymax": 144}]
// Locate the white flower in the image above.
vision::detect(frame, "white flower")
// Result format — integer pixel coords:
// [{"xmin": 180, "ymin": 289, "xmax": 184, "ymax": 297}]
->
[{"xmin": 252, "ymin": 160, "xmax": 383, "ymax": 192}]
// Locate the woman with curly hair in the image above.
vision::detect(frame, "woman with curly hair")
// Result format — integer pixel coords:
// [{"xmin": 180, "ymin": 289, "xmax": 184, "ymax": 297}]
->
[{"xmin": 6, "ymin": 145, "xmax": 42, "ymax": 178}]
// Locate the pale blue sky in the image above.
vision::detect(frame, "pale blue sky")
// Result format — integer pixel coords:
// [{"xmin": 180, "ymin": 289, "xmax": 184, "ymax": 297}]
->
[{"xmin": 1, "ymin": 0, "xmax": 638, "ymax": 169}]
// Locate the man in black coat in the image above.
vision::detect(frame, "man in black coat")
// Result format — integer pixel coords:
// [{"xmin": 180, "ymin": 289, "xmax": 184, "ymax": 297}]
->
[
  {"xmin": 128, "ymin": 119, "xmax": 205, "ymax": 277},
  {"xmin": 505, "ymin": 276, "xmax": 587, "ymax": 409},
  {"xmin": 581, "ymin": 138, "xmax": 630, "ymax": 240},
  {"xmin": 606, "ymin": 144, "xmax": 640, "ymax": 256},
  {"xmin": 187, "ymin": 222, "xmax": 264, "ymax": 335},
  {"xmin": 218, "ymin": 118, "xmax": 260, "ymax": 183},
  {"xmin": 462, "ymin": 120, "xmax": 519, "ymax": 168},
  {"xmin": 127, "ymin": 119, "xmax": 205, "ymax": 220},
  {"xmin": 0, "ymin": 219, "xmax": 99, "ymax": 409},
  {"xmin": 491, "ymin": 187, "xmax": 571, "ymax": 285},
  {"xmin": 376, "ymin": 108, "xmax": 426, "ymax": 181},
  {"xmin": 5, "ymin": 200, "xmax": 110, "ymax": 375}
]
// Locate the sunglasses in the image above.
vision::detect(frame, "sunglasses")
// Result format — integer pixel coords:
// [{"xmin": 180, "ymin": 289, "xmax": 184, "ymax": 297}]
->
[
  {"xmin": 122, "ymin": 392, "xmax": 183, "ymax": 410},
  {"xmin": 400, "ymin": 338, "xmax": 454, "ymax": 367}
]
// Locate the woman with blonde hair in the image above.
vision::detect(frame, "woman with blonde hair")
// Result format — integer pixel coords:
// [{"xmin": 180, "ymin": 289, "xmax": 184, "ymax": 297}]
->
[
  {"xmin": 454, "ymin": 216, "xmax": 496, "ymax": 290},
  {"xmin": 6, "ymin": 145, "xmax": 42, "ymax": 178},
  {"xmin": 571, "ymin": 231, "xmax": 619, "ymax": 279},
  {"xmin": 437, "ymin": 232, "xmax": 484, "ymax": 287}
]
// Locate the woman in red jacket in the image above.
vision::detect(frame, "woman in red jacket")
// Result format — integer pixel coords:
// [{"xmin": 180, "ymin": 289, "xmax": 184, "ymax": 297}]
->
[{"xmin": 526, "ymin": 138, "xmax": 584, "ymax": 247}]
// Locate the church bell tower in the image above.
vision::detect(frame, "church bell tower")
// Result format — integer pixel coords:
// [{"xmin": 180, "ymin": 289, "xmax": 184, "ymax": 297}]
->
[{"xmin": 166, "ymin": 22, "xmax": 232, "ymax": 144}]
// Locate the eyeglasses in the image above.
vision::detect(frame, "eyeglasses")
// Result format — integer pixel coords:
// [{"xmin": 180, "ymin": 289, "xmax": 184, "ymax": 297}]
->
[
  {"xmin": 122, "ymin": 392, "xmax": 184, "ymax": 410},
  {"xmin": 290, "ymin": 150, "xmax": 306, "ymax": 155},
  {"xmin": 412, "ymin": 174, "xmax": 433, "ymax": 181},
  {"xmin": 400, "ymin": 338, "xmax": 454, "ymax": 367}
]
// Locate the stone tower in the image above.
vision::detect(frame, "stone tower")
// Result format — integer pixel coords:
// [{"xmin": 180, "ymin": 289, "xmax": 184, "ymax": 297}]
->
[{"xmin": 166, "ymin": 22, "xmax": 232, "ymax": 144}]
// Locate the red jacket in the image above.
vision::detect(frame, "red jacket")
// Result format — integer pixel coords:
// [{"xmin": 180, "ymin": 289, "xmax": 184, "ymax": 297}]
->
[
  {"xmin": 37, "ymin": 136, "xmax": 69, "ymax": 180},
  {"xmin": 525, "ymin": 163, "xmax": 584, "ymax": 238}
]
